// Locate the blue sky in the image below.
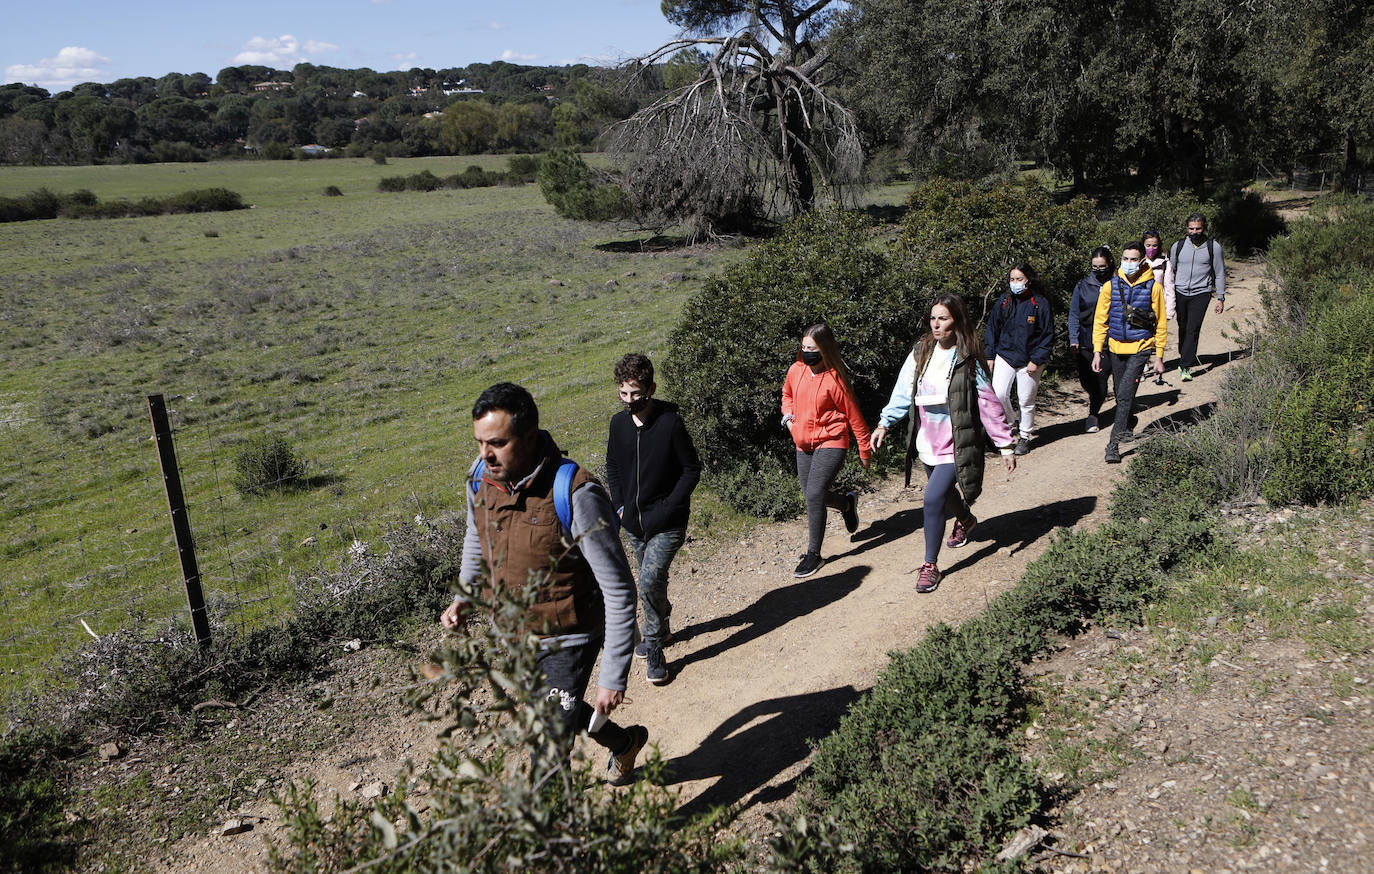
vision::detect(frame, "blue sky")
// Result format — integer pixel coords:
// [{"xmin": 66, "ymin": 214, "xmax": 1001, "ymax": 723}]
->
[{"xmin": 4, "ymin": 0, "xmax": 686, "ymax": 91}]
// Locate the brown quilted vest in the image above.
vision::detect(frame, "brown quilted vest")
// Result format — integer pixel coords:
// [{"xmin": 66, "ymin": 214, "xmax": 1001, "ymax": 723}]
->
[{"xmin": 473, "ymin": 437, "xmax": 604, "ymax": 636}]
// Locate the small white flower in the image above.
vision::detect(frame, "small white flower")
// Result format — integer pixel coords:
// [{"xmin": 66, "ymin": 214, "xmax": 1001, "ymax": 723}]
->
[{"xmin": 348, "ymin": 539, "xmax": 368, "ymax": 559}]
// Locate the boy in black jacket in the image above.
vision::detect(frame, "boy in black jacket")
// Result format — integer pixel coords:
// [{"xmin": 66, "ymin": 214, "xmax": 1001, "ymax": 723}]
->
[{"xmin": 605, "ymin": 354, "xmax": 701, "ymax": 686}]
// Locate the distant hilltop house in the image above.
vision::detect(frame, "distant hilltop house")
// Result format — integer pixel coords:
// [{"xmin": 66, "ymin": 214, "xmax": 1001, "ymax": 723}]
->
[
  {"xmin": 443, "ymin": 87, "xmax": 484, "ymax": 96},
  {"xmin": 351, "ymin": 90, "xmax": 367, "ymax": 98},
  {"xmin": 422, "ymin": 111, "xmax": 443, "ymax": 119},
  {"xmin": 409, "ymin": 86, "xmax": 429, "ymax": 96},
  {"xmin": 252, "ymin": 80, "xmax": 293, "ymax": 92},
  {"xmin": 299, "ymin": 144, "xmax": 331, "ymax": 155}
]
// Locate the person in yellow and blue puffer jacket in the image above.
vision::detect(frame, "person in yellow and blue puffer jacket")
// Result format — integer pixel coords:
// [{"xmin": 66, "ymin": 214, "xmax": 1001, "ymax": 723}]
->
[{"xmin": 1091, "ymin": 240, "xmax": 1168, "ymax": 464}]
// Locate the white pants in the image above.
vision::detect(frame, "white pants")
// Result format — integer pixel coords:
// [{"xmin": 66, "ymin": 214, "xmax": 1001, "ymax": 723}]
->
[{"xmin": 992, "ymin": 355, "xmax": 1040, "ymax": 439}]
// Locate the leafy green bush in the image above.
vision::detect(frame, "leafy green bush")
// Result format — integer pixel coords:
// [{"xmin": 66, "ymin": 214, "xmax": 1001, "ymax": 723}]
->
[
  {"xmin": 162, "ymin": 188, "xmax": 246, "ymax": 213},
  {"xmin": 404, "ymin": 169, "xmax": 442, "ymax": 192},
  {"xmin": 323, "ymin": 185, "xmax": 343, "ymax": 197},
  {"xmin": 232, "ymin": 434, "xmax": 307, "ymax": 496},
  {"xmin": 536, "ymin": 148, "xmax": 630, "ymax": 221},
  {"xmin": 505, "ymin": 153, "xmax": 541, "ymax": 182},
  {"xmin": 896, "ymin": 178, "xmax": 1097, "ymax": 325},
  {"xmin": 1094, "ymin": 187, "xmax": 1208, "ymax": 254},
  {"xmin": 377, "ymin": 175, "xmax": 406, "ymax": 192},
  {"xmin": 271, "ymin": 556, "xmax": 741, "ymax": 874},
  {"xmin": 1264, "ymin": 195, "xmax": 1374, "ymax": 321}
]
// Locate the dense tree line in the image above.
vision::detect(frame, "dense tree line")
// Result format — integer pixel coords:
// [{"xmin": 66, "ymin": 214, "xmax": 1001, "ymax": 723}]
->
[
  {"xmin": 833, "ymin": 0, "xmax": 1374, "ymax": 191},
  {"xmin": 0, "ymin": 61, "xmax": 663, "ymax": 165}
]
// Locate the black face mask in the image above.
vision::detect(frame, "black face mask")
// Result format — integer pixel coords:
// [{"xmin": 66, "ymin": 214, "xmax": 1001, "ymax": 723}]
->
[
  {"xmin": 800, "ymin": 350, "xmax": 823, "ymax": 366},
  {"xmin": 1092, "ymin": 267, "xmax": 1112, "ymax": 281},
  {"xmin": 1189, "ymin": 231, "xmax": 1207, "ymax": 245},
  {"xmin": 624, "ymin": 397, "xmax": 650, "ymax": 415}
]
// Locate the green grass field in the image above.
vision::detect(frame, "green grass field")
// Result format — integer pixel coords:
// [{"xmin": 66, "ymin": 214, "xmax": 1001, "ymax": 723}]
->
[{"xmin": 0, "ymin": 155, "xmax": 762, "ymax": 694}]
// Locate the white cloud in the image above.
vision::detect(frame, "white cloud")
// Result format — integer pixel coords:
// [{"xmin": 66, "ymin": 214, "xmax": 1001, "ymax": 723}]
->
[
  {"xmin": 489, "ymin": 21, "xmax": 507, "ymax": 30},
  {"xmin": 393, "ymin": 51, "xmax": 419, "ymax": 63},
  {"xmin": 232, "ymin": 35, "xmax": 338, "ymax": 67},
  {"xmin": 500, "ymin": 49, "xmax": 539, "ymax": 62},
  {"xmin": 4, "ymin": 46, "xmax": 111, "ymax": 91}
]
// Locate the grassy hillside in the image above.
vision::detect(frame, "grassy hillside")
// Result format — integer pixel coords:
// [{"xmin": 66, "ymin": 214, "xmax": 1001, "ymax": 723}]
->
[{"xmin": 0, "ymin": 156, "xmax": 749, "ymax": 693}]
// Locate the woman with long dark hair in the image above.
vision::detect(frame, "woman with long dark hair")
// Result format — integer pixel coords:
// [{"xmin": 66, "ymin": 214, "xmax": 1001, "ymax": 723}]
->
[
  {"xmin": 1068, "ymin": 246, "xmax": 1115, "ymax": 432},
  {"xmin": 870, "ymin": 295, "xmax": 1016, "ymax": 593},
  {"xmin": 781, "ymin": 322, "xmax": 872, "ymax": 579}
]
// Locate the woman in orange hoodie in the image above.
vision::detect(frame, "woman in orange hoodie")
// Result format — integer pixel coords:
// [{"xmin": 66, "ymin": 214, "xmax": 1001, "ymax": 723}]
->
[{"xmin": 781, "ymin": 322, "xmax": 872, "ymax": 578}]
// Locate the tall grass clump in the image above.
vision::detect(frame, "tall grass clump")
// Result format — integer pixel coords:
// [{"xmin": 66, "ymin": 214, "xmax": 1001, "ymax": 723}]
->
[{"xmin": 233, "ymin": 434, "xmax": 307, "ymax": 496}]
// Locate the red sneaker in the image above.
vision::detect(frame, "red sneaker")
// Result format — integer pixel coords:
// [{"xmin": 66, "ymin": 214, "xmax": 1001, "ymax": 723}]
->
[
  {"xmin": 916, "ymin": 562, "xmax": 942, "ymax": 594},
  {"xmin": 946, "ymin": 514, "xmax": 976, "ymax": 549}
]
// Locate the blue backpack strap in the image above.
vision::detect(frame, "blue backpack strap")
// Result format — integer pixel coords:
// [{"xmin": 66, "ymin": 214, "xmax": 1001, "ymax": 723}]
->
[
  {"xmin": 553, "ymin": 457, "xmax": 577, "ymax": 535},
  {"xmin": 470, "ymin": 459, "xmax": 485, "ymax": 494}
]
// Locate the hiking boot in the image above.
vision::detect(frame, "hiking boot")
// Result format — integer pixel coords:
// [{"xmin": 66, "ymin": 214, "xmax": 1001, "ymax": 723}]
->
[
  {"xmin": 607, "ymin": 725, "xmax": 649, "ymax": 786},
  {"xmin": 1180, "ymin": 367, "xmax": 1193, "ymax": 382},
  {"xmin": 793, "ymin": 551, "xmax": 824, "ymax": 578},
  {"xmin": 841, "ymin": 490, "xmax": 859, "ymax": 534},
  {"xmin": 947, "ymin": 514, "xmax": 976, "ymax": 549},
  {"xmin": 916, "ymin": 562, "xmax": 941, "ymax": 594},
  {"xmin": 1104, "ymin": 444, "xmax": 1122, "ymax": 464},
  {"xmin": 645, "ymin": 644, "xmax": 669, "ymax": 685},
  {"xmin": 1085, "ymin": 415, "xmax": 1099, "ymax": 433},
  {"xmin": 1014, "ymin": 436, "xmax": 1031, "ymax": 456}
]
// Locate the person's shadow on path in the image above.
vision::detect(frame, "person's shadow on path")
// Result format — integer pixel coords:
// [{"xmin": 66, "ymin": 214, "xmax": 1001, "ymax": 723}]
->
[
  {"xmin": 833, "ymin": 494, "xmax": 1096, "ymax": 569},
  {"xmin": 658, "ymin": 684, "xmax": 863, "ymax": 822},
  {"xmin": 940, "ymin": 495, "xmax": 1098, "ymax": 576},
  {"xmin": 670, "ymin": 565, "xmax": 871, "ymax": 674}
]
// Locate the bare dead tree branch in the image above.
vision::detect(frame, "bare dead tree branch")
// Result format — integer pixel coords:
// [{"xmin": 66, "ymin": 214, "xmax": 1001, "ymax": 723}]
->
[{"xmin": 609, "ymin": 11, "xmax": 860, "ymax": 241}]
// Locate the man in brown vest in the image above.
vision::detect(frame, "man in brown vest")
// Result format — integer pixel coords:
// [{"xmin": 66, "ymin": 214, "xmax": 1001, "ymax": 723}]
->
[{"xmin": 440, "ymin": 382, "xmax": 648, "ymax": 784}]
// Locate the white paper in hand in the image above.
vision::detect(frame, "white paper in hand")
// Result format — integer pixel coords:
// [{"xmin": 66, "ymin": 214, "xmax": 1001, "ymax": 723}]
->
[{"xmin": 587, "ymin": 708, "xmax": 608, "ymax": 734}]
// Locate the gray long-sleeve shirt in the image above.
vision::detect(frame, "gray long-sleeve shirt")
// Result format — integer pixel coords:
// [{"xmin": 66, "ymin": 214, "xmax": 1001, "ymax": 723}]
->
[
  {"xmin": 1164, "ymin": 236, "xmax": 1227, "ymax": 310},
  {"xmin": 454, "ymin": 455, "xmax": 635, "ymax": 693}
]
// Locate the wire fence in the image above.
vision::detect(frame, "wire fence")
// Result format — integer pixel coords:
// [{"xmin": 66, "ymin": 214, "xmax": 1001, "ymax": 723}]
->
[{"xmin": 0, "ymin": 385, "xmax": 618, "ymax": 698}]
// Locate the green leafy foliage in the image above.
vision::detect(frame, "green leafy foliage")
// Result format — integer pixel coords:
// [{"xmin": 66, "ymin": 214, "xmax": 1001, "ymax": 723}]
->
[
  {"xmin": 0, "ymin": 186, "xmax": 245, "ymax": 222},
  {"xmin": 1212, "ymin": 186, "xmax": 1287, "ymax": 256},
  {"xmin": 895, "ymin": 179, "xmax": 1098, "ymax": 324},
  {"xmin": 233, "ymin": 434, "xmax": 307, "ymax": 496},
  {"xmin": 270, "ymin": 562, "xmax": 742, "ymax": 874},
  {"xmin": 1094, "ymin": 188, "xmax": 1209, "ymax": 253},
  {"xmin": 535, "ymin": 148, "xmax": 630, "ymax": 221}
]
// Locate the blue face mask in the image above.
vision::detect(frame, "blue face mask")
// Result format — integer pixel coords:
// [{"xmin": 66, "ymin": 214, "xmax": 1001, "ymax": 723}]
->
[
  {"xmin": 1009, "ymin": 280, "xmax": 1027, "ymax": 294},
  {"xmin": 1121, "ymin": 260, "xmax": 1140, "ymax": 277}
]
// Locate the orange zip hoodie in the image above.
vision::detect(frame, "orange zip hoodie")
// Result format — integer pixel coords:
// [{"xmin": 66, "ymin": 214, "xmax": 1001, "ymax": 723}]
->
[{"xmin": 781, "ymin": 360, "xmax": 872, "ymax": 461}]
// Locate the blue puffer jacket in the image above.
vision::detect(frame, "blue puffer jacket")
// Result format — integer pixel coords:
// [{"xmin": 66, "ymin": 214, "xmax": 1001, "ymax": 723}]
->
[{"xmin": 1107, "ymin": 275, "xmax": 1156, "ymax": 343}]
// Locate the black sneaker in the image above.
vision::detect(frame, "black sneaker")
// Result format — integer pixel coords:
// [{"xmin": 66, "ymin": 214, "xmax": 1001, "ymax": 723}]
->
[
  {"xmin": 1014, "ymin": 436, "xmax": 1031, "ymax": 456},
  {"xmin": 793, "ymin": 551, "xmax": 824, "ymax": 578},
  {"xmin": 1104, "ymin": 444, "xmax": 1122, "ymax": 464},
  {"xmin": 607, "ymin": 725, "xmax": 649, "ymax": 786},
  {"xmin": 645, "ymin": 644, "xmax": 669, "ymax": 685},
  {"xmin": 841, "ymin": 491, "xmax": 859, "ymax": 534},
  {"xmin": 634, "ymin": 628, "xmax": 672, "ymax": 659}
]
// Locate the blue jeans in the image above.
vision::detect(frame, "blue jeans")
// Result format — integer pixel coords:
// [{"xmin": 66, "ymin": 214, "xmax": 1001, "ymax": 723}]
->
[{"xmin": 625, "ymin": 527, "xmax": 687, "ymax": 645}]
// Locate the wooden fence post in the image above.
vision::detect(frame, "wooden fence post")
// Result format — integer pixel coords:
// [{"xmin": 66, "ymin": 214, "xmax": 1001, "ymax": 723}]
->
[{"xmin": 147, "ymin": 394, "xmax": 211, "ymax": 649}]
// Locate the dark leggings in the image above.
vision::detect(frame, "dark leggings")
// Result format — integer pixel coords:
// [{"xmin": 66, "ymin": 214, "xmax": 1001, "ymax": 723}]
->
[
  {"xmin": 796, "ymin": 447, "xmax": 848, "ymax": 553},
  {"xmin": 923, "ymin": 463, "xmax": 970, "ymax": 565},
  {"xmin": 1075, "ymin": 345, "xmax": 1110, "ymax": 417},
  {"xmin": 1175, "ymin": 293, "xmax": 1211, "ymax": 369}
]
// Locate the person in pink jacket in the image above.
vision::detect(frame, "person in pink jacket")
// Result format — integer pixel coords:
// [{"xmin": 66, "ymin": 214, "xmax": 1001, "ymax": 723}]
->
[{"xmin": 781, "ymin": 322, "xmax": 873, "ymax": 579}]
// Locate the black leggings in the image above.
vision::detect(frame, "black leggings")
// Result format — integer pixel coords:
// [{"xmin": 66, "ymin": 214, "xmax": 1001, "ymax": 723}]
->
[
  {"xmin": 1175, "ymin": 293, "xmax": 1211, "ymax": 369},
  {"xmin": 1075, "ymin": 345, "xmax": 1110, "ymax": 417}
]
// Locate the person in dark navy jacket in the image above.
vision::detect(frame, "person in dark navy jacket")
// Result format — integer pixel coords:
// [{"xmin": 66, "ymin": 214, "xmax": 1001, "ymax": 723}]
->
[{"xmin": 984, "ymin": 262, "xmax": 1055, "ymax": 455}]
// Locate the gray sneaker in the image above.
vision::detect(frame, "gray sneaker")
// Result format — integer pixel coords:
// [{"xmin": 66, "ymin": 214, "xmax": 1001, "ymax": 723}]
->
[
  {"xmin": 607, "ymin": 725, "xmax": 649, "ymax": 786},
  {"xmin": 634, "ymin": 628, "xmax": 672, "ymax": 659}
]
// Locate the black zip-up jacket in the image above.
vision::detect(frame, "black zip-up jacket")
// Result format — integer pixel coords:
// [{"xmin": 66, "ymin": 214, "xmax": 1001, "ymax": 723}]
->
[{"xmin": 605, "ymin": 400, "xmax": 701, "ymax": 540}]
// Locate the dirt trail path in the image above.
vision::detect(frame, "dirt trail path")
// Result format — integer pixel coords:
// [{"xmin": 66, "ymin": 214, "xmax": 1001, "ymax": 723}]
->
[{"xmin": 146, "ymin": 260, "xmax": 1263, "ymax": 871}]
